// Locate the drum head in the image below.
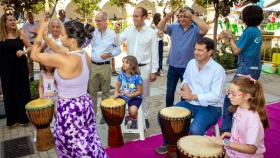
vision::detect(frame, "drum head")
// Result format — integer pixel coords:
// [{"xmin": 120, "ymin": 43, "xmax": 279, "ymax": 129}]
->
[
  {"xmin": 101, "ymin": 98, "xmax": 126, "ymax": 108},
  {"xmin": 160, "ymin": 107, "xmax": 190, "ymax": 118},
  {"xmin": 26, "ymin": 98, "xmax": 53, "ymax": 110},
  {"xmin": 177, "ymin": 136, "xmax": 224, "ymax": 157}
]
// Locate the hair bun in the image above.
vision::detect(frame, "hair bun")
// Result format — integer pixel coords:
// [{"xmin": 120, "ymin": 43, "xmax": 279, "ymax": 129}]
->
[{"xmin": 84, "ymin": 24, "xmax": 95, "ymax": 39}]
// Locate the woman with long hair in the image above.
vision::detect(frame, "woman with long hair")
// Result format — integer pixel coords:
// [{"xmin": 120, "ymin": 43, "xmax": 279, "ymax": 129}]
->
[{"xmin": 0, "ymin": 13, "xmax": 31, "ymax": 128}]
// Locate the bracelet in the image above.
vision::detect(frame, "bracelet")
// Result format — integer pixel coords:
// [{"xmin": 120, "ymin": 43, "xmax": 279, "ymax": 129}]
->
[
  {"xmin": 223, "ymin": 138, "xmax": 231, "ymax": 147},
  {"xmin": 23, "ymin": 50, "xmax": 28, "ymax": 55}
]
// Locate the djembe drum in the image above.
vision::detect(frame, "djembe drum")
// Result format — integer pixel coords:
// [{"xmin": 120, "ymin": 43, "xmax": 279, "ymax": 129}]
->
[
  {"xmin": 101, "ymin": 98, "xmax": 126, "ymax": 147},
  {"xmin": 159, "ymin": 107, "xmax": 191, "ymax": 156},
  {"xmin": 177, "ymin": 136, "xmax": 225, "ymax": 158},
  {"xmin": 25, "ymin": 98, "xmax": 55, "ymax": 151}
]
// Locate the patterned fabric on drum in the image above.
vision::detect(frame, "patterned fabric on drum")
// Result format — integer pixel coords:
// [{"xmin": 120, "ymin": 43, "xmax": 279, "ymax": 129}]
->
[{"xmin": 54, "ymin": 94, "xmax": 108, "ymax": 158}]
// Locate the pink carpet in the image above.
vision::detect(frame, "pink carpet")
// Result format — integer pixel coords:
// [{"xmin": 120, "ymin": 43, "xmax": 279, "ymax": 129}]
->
[
  {"xmin": 105, "ymin": 102, "xmax": 280, "ymax": 158},
  {"xmin": 264, "ymin": 101, "xmax": 280, "ymax": 158},
  {"xmin": 105, "ymin": 134, "xmax": 165, "ymax": 158}
]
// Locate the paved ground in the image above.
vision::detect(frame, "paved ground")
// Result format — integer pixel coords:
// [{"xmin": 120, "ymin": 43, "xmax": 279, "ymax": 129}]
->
[{"xmin": 0, "ymin": 53, "xmax": 280, "ymax": 157}]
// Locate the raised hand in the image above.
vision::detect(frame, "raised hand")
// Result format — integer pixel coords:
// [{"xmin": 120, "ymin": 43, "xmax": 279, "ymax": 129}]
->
[
  {"xmin": 165, "ymin": 11, "xmax": 175, "ymax": 20},
  {"xmin": 220, "ymin": 30, "xmax": 233, "ymax": 40}
]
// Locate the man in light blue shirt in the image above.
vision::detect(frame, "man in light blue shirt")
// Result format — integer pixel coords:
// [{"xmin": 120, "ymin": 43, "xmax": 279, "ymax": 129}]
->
[
  {"xmin": 156, "ymin": 37, "xmax": 226, "ymax": 154},
  {"xmin": 88, "ymin": 12, "xmax": 121, "ymax": 124}
]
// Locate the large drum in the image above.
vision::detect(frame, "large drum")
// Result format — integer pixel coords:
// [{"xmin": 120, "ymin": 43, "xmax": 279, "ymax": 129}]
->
[
  {"xmin": 101, "ymin": 98, "xmax": 126, "ymax": 147},
  {"xmin": 177, "ymin": 136, "xmax": 225, "ymax": 158},
  {"xmin": 159, "ymin": 107, "xmax": 191, "ymax": 156},
  {"xmin": 25, "ymin": 98, "xmax": 55, "ymax": 151}
]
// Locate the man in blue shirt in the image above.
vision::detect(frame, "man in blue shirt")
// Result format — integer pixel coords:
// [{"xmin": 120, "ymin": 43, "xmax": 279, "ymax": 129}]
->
[
  {"xmin": 156, "ymin": 9, "xmax": 209, "ymax": 153},
  {"xmin": 157, "ymin": 8, "xmax": 209, "ymax": 108}
]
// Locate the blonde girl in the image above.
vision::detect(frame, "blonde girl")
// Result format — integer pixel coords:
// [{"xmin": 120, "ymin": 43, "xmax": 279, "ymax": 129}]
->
[{"xmin": 209, "ymin": 75, "xmax": 269, "ymax": 158}]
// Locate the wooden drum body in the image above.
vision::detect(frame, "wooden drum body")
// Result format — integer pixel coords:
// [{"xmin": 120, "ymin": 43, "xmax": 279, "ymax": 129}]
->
[
  {"xmin": 159, "ymin": 107, "xmax": 191, "ymax": 156},
  {"xmin": 100, "ymin": 98, "xmax": 126, "ymax": 147},
  {"xmin": 25, "ymin": 98, "xmax": 55, "ymax": 151},
  {"xmin": 177, "ymin": 136, "xmax": 225, "ymax": 158}
]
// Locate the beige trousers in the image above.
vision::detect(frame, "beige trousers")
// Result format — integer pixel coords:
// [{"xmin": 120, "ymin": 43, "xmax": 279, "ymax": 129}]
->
[{"xmin": 88, "ymin": 63, "xmax": 112, "ymax": 113}]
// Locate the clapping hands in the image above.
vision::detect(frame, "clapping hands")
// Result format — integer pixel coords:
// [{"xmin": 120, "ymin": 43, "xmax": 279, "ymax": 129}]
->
[{"xmin": 220, "ymin": 30, "xmax": 233, "ymax": 40}]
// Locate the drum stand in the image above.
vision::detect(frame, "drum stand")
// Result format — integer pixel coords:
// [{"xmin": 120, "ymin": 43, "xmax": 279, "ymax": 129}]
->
[
  {"xmin": 36, "ymin": 125, "xmax": 55, "ymax": 151},
  {"xmin": 121, "ymin": 105, "xmax": 146, "ymax": 140}
]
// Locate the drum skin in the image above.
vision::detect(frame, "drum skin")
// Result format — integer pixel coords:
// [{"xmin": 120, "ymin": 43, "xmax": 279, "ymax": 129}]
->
[
  {"xmin": 159, "ymin": 107, "xmax": 191, "ymax": 145},
  {"xmin": 25, "ymin": 98, "xmax": 55, "ymax": 151},
  {"xmin": 101, "ymin": 98, "xmax": 126, "ymax": 147},
  {"xmin": 177, "ymin": 136, "xmax": 225, "ymax": 158}
]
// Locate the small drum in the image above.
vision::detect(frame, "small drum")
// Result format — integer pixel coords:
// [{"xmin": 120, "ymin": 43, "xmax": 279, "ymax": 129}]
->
[
  {"xmin": 25, "ymin": 98, "xmax": 55, "ymax": 151},
  {"xmin": 101, "ymin": 98, "xmax": 126, "ymax": 147},
  {"xmin": 159, "ymin": 107, "xmax": 191, "ymax": 155},
  {"xmin": 177, "ymin": 136, "xmax": 225, "ymax": 158}
]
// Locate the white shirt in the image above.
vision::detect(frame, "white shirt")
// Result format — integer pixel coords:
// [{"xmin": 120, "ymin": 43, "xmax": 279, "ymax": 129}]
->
[
  {"xmin": 22, "ymin": 21, "xmax": 39, "ymax": 43},
  {"xmin": 181, "ymin": 58, "xmax": 226, "ymax": 107},
  {"xmin": 120, "ymin": 25, "xmax": 159, "ymax": 73},
  {"xmin": 44, "ymin": 34, "xmax": 65, "ymax": 53},
  {"xmin": 91, "ymin": 28, "xmax": 121, "ymax": 62}
]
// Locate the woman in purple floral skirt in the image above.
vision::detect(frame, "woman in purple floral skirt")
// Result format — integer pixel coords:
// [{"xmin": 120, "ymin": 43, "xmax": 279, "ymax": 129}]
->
[{"xmin": 31, "ymin": 17, "xmax": 107, "ymax": 158}]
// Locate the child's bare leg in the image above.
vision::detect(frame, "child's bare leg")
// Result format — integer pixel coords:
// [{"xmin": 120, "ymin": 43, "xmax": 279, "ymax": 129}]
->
[{"xmin": 129, "ymin": 105, "xmax": 138, "ymax": 119}]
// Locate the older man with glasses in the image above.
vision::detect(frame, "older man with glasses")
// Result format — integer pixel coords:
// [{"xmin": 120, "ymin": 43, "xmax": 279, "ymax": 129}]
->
[
  {"xmin": 157, "ymin": 7, "xmax": 209, "ymax": 109},
  {"xmin": 88, "ymin": 12, "xmax": 121, "ymax": 124}
]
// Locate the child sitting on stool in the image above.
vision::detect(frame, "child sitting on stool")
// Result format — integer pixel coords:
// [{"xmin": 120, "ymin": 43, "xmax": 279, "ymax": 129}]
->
[{"xmin": 114, "ymin": 55, "xmax": 143, "ymax": 129}]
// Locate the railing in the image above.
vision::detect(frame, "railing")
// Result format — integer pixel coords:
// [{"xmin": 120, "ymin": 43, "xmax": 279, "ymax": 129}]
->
[
  {"xmin": 206, "ymin": 34, "xmax": 280, "ymax": 64},
  {"xmin": 261, "ymin": 35, "xmax": 280, "ymax": 64}
]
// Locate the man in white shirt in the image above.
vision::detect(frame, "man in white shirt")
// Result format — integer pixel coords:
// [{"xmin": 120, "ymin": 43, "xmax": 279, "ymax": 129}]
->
[
  {"xmin": 88, "ymin": 12, "xmax": 121, "ymax": 124},
  {"xmin": 22, "ymin": 12, "xmax": 39, "ymax": 81},
  {"xmin": 120, "ymin": 7, "xmax": 159, "ymax": 128},
  {"xmin": 156, "ymin": 37, "xmax": 226, "ymax": 154}
]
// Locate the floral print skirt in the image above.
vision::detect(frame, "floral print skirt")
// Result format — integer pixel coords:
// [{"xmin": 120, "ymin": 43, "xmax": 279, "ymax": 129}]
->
[{"xmin": 54, "ymin": 93, "xmax": 107, "ymax": 158}]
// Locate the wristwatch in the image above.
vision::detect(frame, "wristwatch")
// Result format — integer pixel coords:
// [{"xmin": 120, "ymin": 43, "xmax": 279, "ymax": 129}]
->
[{"xmin": 223, "ymin": 138, "xmax": 230, "ymax": 147}]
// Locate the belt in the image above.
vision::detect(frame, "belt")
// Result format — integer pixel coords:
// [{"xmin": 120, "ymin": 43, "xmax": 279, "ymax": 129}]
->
[
  {"xmin": 91, "ymin": 61, "xmax": 110, "ymax": 65},
  {"xmin": 138, "ymin": 63, "xmax": 147, "ymax": 67}
]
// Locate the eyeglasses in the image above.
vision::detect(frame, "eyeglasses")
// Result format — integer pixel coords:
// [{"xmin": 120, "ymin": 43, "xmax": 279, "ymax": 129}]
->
[
  {"xmin": 179, "ymin": 15, "xmax": 191, "ymax": 19},
  {"xmin": 225, "ymin": 89, "xmax": 244, "ymax": 97}
]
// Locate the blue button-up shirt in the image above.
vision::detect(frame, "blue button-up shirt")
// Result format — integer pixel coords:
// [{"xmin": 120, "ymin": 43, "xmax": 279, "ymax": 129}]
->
[
  {"xmin": 181, "ymin": 58, "xmax": 226, "ymax": 107},
  {"xmin": 91, "ymin": 28, "xmax": 121, "ymax": 62},
  {"xmin": 167, "ymin": 23, "xmax": 200, "ymax": 68}
]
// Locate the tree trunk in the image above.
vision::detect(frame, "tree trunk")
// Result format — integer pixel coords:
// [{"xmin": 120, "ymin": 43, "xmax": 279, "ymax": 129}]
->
[
  {"xmin": 213, "ymin": 1, "xmax": 220, "ymax": 53},
  {"xmin": 51, "ymin": 0, "xmax": 59, "ymax": 17}
]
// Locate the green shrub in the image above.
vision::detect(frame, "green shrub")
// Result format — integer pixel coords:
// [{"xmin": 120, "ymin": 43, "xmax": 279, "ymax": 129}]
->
[
  {"xmin": 214, "ymin": 42, "xmax": 237, "ymax": 70},
  {"xmin": 214, "ymin": 53, "xmax": 237, "ymax": 70},
  {"xmin": 30, "ymin": 80, "xmax": 39, "ymax": 100}
]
